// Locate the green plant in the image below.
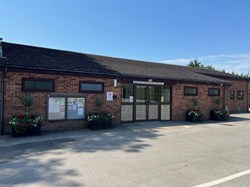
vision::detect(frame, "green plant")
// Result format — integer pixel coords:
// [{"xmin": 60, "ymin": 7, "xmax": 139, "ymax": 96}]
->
[
  {"xmin": 213, "ymin": 109, "xmax": 230, "ymax": 120},
  {"xmin": 192, "ymin": 97, "xmax": 199, "ymax": 106},
  {"xmin": 9, "ymin": 114, "xmax": 42, "ymax": 134},
  {"xmin": 187, "ymin": 110, "xmax": 204, "ymax": 119},
  {"xmin": 95, "ymin": 97, "xmax": 104, "ymax": 107},
  {"xmin": 87, "ymin": 112, "xmax": 114, "ymax": 125},
  {"xmin": 214, "ymin": 97, "xmax": 221, "ymax": 105},
  {"xmin": 21, "ymin": 93, "xmax": 34, "ymax": 115}
]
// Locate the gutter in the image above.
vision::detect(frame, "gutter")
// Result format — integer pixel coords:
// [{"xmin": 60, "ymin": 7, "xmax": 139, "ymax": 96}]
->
[{"xmin": 0, "ymin": 67, "xmax": 7, "ymax": 135}]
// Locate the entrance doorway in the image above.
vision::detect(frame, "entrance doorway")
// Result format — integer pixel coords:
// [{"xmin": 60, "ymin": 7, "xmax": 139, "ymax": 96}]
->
[
  {"xmin": 135, "ymin": 85, "xmax": 160, "ymax": 121},
  {"xmin": 121, "ymin": 83, "xmax": 171, "ymax": 122}
]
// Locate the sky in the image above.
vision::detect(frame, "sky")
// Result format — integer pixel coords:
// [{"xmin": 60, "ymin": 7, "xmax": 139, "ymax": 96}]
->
[{"xmin": 1, "ymin": 0, "xmax": 250, "ymax": 74}]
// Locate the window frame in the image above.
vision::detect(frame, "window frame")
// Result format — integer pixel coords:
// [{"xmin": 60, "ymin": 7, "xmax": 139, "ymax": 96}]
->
[
  {"xmin": 22, "ymin": 78, "xmax": 55, "ymax": 92},
  {"xmin": 237, "ymin": 91, "xmax": 244, "ymax": 100},
  {"xmin": 122, "ymin": 83, "xmax": 134, "ymax": 103},
  {"xmin": 230, "ymin": 90, "xmax": 234, "ymax": 100},
  {"xmin": 184, "ymin": 87, "xmax": 198, "ymax": 96},
  {"xmin": 208, "ymin": 88, "xmax": 220, "ymax": 96},
  {"xmin": 161, "ymin": 85, "xmax": 171, "ymax": 104},
  {"xmin": 79, "ymin": 81, "xmax": 104, "ymax": 93},
  {"xmin": 47, "ymin": 94, "xmax": 85, "ymax": 121}
]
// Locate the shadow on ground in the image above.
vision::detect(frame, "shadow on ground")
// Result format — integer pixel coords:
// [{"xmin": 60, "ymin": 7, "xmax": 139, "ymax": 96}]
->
[
  {"xmin": 0, "ymin": 156, "xmax": 81, "ymax": 186},
  {"xmin": 0, "ymin": 124, "xmax": 164, "ymax": 162},
  {"xmin": 0, "ymin": 126, "xmax": 164, "ymax": 186}
]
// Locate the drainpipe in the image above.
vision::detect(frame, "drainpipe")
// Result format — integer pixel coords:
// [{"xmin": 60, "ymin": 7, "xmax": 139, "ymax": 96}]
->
[
  {"xmin": 223, "ymin": 84, "xmax": 227, "ymax": 110},
  {"xmin": 0, "ymin": 67, "xmax": 7, "ymax": 135}
]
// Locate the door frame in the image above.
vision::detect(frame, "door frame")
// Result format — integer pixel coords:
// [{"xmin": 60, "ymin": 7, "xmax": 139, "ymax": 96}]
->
[{"xmin": 133, "ymin": 84, "xmax": 161, "ymax": 121}]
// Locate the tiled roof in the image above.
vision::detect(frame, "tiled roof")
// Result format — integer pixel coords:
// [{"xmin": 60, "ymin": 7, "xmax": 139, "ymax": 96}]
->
[{"xmin": 0, "ymin": 42, "xmax": 242, "ymax": 84}]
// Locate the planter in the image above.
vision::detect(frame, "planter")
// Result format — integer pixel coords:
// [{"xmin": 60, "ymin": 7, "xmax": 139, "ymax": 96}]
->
[
  {"xmin": 12, "ymin": 122, "xmax": 41, "ymax": 138},
  {"xmin": 186, "ymin": 111, "xmax": 204, "ymax": 122},
  {"xmin": 186, "ymin": 115, "xmax": 204, "ymax": 122},
  {"xmin": 87, "ymin": 121, "xmax": 113, "ymax": 130},
  {"xmin": 210, "ymin": 110, "xmax": 230, "ymax": 121}
]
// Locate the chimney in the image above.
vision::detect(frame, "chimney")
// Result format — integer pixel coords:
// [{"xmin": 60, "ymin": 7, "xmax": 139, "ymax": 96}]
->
[{"xmin": 0, "ymin": 38, "xmax": 2, "ymax": 58}]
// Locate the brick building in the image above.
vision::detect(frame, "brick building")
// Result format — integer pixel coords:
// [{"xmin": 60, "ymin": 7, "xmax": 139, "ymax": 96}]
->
[{"xmin": 0, "ymin": 41, "xmax": 249, "ymax": 134}]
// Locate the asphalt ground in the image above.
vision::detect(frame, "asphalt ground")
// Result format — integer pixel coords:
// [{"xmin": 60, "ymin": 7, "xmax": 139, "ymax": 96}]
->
[{"xmin": 0, "ymin": 113, "xmax": 249, "ymax": 187}]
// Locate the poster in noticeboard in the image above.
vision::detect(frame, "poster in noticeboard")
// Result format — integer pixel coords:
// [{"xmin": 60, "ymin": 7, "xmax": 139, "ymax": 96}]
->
[{"xmin": 67, "ymin": 97, "xmax": 85, "ymax": 119}]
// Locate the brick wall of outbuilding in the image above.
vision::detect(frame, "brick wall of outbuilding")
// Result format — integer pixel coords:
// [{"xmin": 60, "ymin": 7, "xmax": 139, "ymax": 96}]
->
[
  {"xmin": 228, "ymin": 79, "xmax": 249, "ymax": 113},
  {"xmin": 172, "ymin": 83, "xmax": 224, "ymax": 121},
  {"xmin": 3, "ymin": 71, "xmax": 121, "ymax": 133},
  {"xmin": 172, "ymin": 79, "xmax": 249, "ymax": 121}
]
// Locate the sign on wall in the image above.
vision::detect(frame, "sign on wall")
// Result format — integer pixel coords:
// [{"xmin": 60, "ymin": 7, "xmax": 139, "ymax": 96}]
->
[{"xmin": 107, "ymin": 92, "xmax": 113, "ymax": 101}]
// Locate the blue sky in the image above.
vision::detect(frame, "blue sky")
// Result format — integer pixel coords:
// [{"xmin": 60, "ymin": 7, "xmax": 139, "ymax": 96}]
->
[{"xmin": 1, "ymin": 0, "xmax": 250, "ymax": 74}]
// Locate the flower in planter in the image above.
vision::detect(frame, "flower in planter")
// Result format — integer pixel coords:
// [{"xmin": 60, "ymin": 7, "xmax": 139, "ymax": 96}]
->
[
  {"xmin": 211, "ymin": 109, "xmax": 230, "ymax": 120},
  {"xmin": 186, "ymin": 110, "xmax": 204, "ymax": 122},
  {"xmin": 9, "ymin": 114, "xmax": 42, "ymax": 134},
  {"xmin": 87, "ymin": 112, "xmax": 114, "ymax": 125}
]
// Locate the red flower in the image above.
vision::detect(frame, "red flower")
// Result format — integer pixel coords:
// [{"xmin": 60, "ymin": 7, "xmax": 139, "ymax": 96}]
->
[{"xmin": 18, "ymin": 115, "xmax": 24, "ymax": 119}]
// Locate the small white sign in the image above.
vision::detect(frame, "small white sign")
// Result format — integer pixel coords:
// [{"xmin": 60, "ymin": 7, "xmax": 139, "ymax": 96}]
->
[
  {"xmin": 129, "ymin": 96, "xmax": 134, "ymax": 102},
  {"xmin": 161, "ymin": 96, "xmax": 164, "ymax": 102},
  {"xmin": 107, "ymin": 92, "xmax": 113, "ymax": 101},
  {"xmin": 133, "ymin": 80, "xmax": 164, "ymax": 85}
]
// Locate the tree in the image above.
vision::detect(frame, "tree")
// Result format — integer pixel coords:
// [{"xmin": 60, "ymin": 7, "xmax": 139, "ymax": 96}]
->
[
  {"xmin": 188, "ymin": 59, "xmax": 204, "ymax": 68},
  {"xmin": 21, "ymin": 93, "xmax": 34, "ymax": 115},
  {"xmin": 188, "ymin": 59, "xmax": 216, "ymax": 70}
]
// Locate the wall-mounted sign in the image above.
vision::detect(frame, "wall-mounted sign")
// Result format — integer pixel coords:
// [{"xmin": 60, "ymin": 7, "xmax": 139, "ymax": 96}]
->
[
  {"xmin": 133, "ymin": 81, "xmax": 164, "ymax": 85},
  {"xmin": 107, "ymin": 92, "xmax": 113, "ymax": 101}
]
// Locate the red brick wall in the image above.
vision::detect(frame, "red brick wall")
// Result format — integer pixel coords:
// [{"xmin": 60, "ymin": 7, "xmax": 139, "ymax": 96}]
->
[
  {"xmin": 172, "ymin": 83, "xmax": 224, "ymax": 121},
  {"xmin": 172, "ymin": 79, "xmax": 249, "ymax": 121},
  {"xmin": 3, "ymin": 71, "xmax": 249, "ymax": 133},
  {"xmin": 228, "ymin": 79, "xmax": 249, "ymax": 113},
  {"xmin": 3, "ymin": 71, "xmax": 121, "ymax": 133}
]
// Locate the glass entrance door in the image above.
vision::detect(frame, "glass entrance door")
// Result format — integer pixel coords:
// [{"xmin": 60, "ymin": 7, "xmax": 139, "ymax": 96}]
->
[{"xmin": 135, "ymin": 85, "xmax": 160, "ymax": 121}]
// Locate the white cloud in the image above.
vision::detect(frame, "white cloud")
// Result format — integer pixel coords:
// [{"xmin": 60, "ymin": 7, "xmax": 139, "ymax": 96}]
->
[{"xmin": 161, "ymin": 52, "xmax": 250, "ymax": 75}]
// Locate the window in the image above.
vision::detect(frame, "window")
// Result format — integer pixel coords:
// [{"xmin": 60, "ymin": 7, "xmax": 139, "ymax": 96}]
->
[
  {"xmin": 79, "ymin": 82, "xmax": 104, "ymax": 93},
  {"xmin": 47, "ymin": 94, "xmax": 85, "ymax": 120},
  {"xmin": 161, "ymin": 86, "xmax": 170, "ymax": 103},
  {"xmin": 184, "ymin": 87, "xmax": 197, "ymax": 96},
  {"xmin": 208, "ymin": 88, "xmax": 220, "ymax": 96},
  {"xmin": 122, "ymin": 84, "xmax": 133, "ymax": 102},
  {"xmin": 237, "ymin": 91, "xmax": 244, "ymax": 100},
  {"xmin": 230, "ymin": 90, "xmax": 234, "ymax": 100},
  {"xmin": 23, "ymin": 78, "xmax": 54, "ymax": 92}
]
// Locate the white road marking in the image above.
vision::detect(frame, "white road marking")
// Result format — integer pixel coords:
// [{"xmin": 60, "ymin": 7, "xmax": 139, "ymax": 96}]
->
[{"xmin": 193, "ymin": 169, "xmax": 250, "ymax": 187}]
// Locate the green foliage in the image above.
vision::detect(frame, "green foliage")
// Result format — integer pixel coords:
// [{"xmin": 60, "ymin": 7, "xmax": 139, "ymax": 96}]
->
[
  {"xmin": 95, "ymin": 97, "xmax": 104, "ymax": 107},
  {"xmin": 9, "ymin": 114, "xmax": 42, "ymax": 134},
  {"xmin": 87, "ymin": 112, "xmax": 114, "ymax": 125},
  {"xmin": 192, "ymin": 97, "xmax": 199, "ymax": 106},
  {"xmin": 21, "ymin": 93, "xmax": 34, "ymax": 115},
  {"xmin": 21, "ymin": 93, "xmax": 34, "ymax": 108},
  {"xmin": 188, "ymin": 59, "xmax": 215, "ymax": 70},
  {"xmin": 187, "ymin": 110, "xmax": 204, "ymax": 119},
  {"xmin": 214, "ymin": 98, "xmax": 221, "ymax": 105},
  {"xmin": 188, "ymin": 59, "xmax": 204, "ymax": 68}
]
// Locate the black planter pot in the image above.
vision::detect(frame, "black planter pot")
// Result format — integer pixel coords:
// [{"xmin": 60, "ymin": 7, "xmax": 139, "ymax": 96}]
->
[
  {"xmin": 12, "ymin": 123, "xmax": 41, "ymax": 137},
  {"xmin": 186, "ymin": 115, "xmax": 204, "ymax": 122},
  {"xmin": 210, "ymin": 110, "xmax": 229, "ymax": 121},
  {"xmin": 186, "ymin": 111, "xmax": 204, "ymax": 122},
  {"xmin": 88, "ymin": 121, "xmax": 113, "ymax": 130}
]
